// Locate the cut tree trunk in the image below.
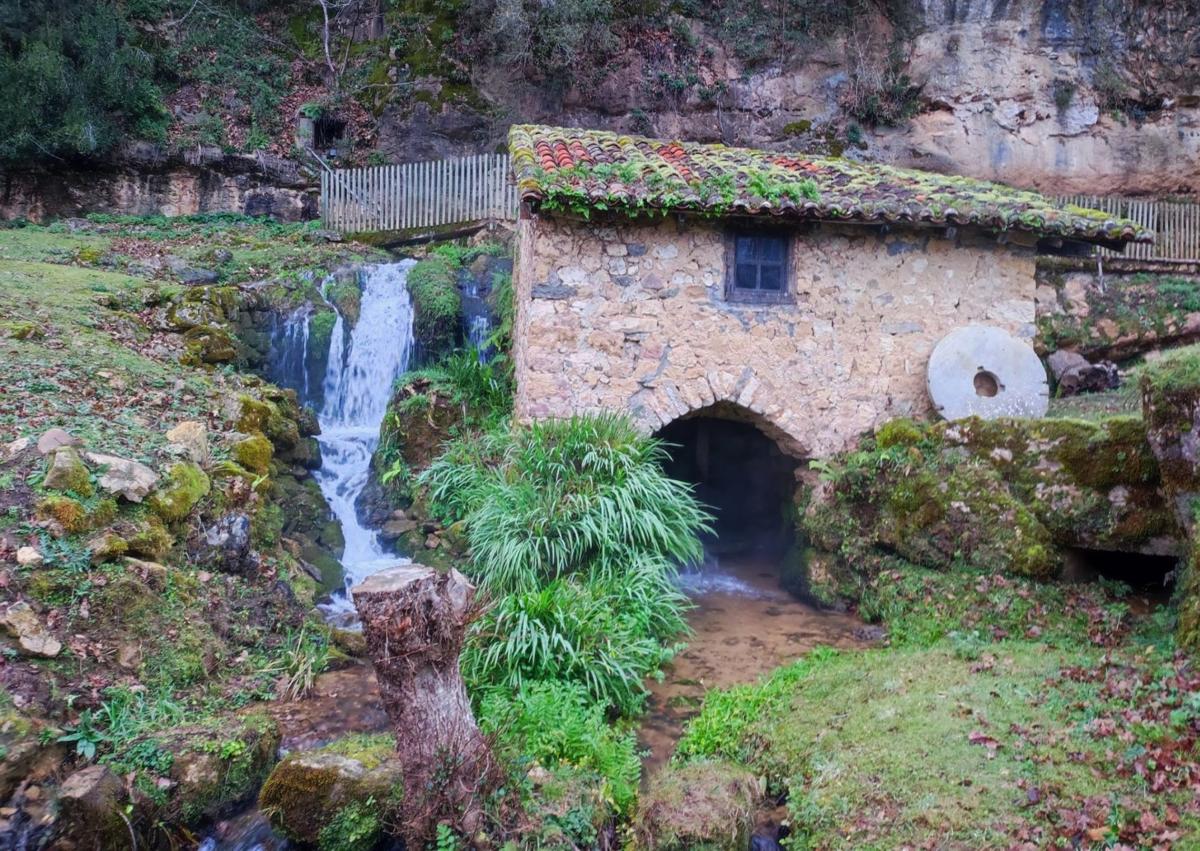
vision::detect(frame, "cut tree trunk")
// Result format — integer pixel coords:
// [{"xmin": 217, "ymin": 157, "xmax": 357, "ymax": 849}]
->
[{"xmin": 353, "ymin": 564, "xmax": 496, "ymax": 844}]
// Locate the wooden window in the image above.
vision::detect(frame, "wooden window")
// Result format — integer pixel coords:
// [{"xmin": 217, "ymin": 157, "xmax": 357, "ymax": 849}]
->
[{"xmin": 727, "ymin": 233, "xmax": 790, "ymax": 302}]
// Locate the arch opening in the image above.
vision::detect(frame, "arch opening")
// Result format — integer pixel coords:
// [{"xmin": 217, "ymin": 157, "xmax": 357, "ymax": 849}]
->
[{"xmin": 656, "ymin": 405, "xmax": 800, "ymax": 559}]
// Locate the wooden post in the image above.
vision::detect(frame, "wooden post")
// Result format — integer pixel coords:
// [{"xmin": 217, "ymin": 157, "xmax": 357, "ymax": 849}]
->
[{"xmin": 353, "ymin": 565, "xmax": 496, "ymax": 844}]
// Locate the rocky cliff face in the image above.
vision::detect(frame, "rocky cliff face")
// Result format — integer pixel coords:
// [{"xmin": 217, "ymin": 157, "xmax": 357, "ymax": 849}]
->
[
  {"xmin": 0, "ymin": 143, "xmax": 317, "ymax": 223},
  {"xmin": 381, "ymin": 0, "xmax": 1199, "ymax": 196},
  {"xmin": 3, "ymin": 0, "xmax": 1197, "ymax": 223}
]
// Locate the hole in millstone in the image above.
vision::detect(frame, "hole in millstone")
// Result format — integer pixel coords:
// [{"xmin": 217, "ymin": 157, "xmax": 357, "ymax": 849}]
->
[{"xmin": 973, "ymin": 369, "xmax": 1001, "ymax": 397}]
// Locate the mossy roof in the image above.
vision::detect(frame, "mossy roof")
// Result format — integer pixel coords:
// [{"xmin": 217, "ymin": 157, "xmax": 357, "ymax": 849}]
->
[{"xmin": 508, "ymin": 125, "xmax": 1152, "ymax": 246}]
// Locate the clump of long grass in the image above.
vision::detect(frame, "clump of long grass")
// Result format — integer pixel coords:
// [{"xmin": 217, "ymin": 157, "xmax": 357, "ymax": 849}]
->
[{"xmin": 420, "ymin": 413, "xmax": 710, "ymax": 713}]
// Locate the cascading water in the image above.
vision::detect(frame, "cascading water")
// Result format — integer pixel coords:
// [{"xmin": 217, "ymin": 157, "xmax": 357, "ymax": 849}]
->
[
  {"xmin": 313, "ymin": 260, "xmax": 416, "ymax": 622},
  {"xmin": 460, "ymin": 272, "xmax": 493, "ymax": 359},
  {"xmin": 265, "ymin": 260, "xmax": 418, "ymax": 624}
]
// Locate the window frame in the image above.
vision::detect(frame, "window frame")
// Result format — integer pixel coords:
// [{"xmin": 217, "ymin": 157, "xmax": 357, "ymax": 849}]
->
[{"xmin": 724, "ymin": 230, "xmax": 793, "ymax": 304}]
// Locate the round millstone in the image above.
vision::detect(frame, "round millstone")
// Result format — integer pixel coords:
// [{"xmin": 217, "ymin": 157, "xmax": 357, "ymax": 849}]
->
[{"xmin": 927, "ymin": 325, "xmax": 1049, "ymax": 420}]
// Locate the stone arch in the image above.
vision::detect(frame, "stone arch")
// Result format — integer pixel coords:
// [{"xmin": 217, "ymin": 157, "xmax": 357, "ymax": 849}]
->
[{"xmin": 629, "ymin": 372, "xmax": 809, "ymax": 459}]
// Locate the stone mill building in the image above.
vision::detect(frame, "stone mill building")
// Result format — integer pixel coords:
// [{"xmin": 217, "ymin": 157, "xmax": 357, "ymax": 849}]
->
[{"xmin": 507, "ymin": 125, "xmax": 1149, "ymax": 465}]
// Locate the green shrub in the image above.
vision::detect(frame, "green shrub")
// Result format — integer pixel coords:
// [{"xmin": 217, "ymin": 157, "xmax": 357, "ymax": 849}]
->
[
  {"xmin": 422, "ymin": 413, "xmax": 709, "ymax": 594},
  {"xmin": 423, "ymin": 413, "xmax": 709, "ymax": 712},
  {"xmin": 463, "ymin": 563, "xmax": 687, "ymax": 715},
  {"xmin": 480, "ymin": 679, "xmax": 640, "ymax": 815}
]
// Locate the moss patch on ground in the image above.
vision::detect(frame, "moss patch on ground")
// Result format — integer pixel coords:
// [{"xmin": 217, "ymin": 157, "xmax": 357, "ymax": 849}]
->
[{"xmin": 0, "ymin": 216, "xmax": 355, "ymax": 842}]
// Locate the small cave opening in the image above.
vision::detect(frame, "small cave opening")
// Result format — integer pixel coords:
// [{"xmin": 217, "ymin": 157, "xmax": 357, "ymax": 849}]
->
[
  {"xmin": 656, "ymin": 410, "xmax": 799, "ymax": 558},
  {"xmin": 313, "ymin": 116, "xmax": 346, "ymax": 150},
  {"xmin": 1063, "ymin": 547, "xmax": 1178, "ymax": 607}
]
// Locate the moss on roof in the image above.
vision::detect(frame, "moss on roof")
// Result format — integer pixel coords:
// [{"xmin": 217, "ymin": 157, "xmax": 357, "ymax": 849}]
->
[{"xmin": 508, "ymin": 125, "xmax": 1152, "ymax": 245}]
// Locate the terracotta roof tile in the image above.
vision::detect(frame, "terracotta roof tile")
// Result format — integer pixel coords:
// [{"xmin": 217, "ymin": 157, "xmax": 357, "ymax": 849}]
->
[{"xmin": 508, "ymin": 125, "xmax": 1152, "ymax": 245}]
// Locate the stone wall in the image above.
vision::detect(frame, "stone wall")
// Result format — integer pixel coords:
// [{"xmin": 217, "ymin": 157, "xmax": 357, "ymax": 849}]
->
[{"xmin": 513, "ymin": 214, "xmax": 1037, "ymax": 458}]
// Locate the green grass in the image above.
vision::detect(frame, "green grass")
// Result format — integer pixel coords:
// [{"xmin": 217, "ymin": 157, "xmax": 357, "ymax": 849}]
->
[{"xmin": 678, "ymin": 635, "xmax": 1197, "ymax": 849}]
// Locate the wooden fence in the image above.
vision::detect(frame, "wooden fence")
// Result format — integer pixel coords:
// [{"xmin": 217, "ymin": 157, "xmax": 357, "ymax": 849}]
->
[
  {"xmin": 1059, "ymin": 196, "xmax": 1200, "ymax": 261},
  {"xmin": 320, "ymin": 154, "xmax": 518, "ymax": 233}
]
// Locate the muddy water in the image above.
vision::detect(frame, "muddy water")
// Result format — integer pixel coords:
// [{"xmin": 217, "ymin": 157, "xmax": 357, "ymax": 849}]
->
[{"xmin": 639, "ymin": 551, "xmax": 867, "ymax": 774}]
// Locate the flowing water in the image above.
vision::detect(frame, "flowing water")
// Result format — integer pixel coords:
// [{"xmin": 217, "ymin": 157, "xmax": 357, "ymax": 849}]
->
[
  {"xmin": 639, "ymin": 548, "xmax": 869, "ymax": 774},
  {"xmin": 312, "ymin": 261, "xmax": 417, "ymax": 621},
  {"xmin": 265, "ymin": 261, "xmax": 418, "ymax": 622}
]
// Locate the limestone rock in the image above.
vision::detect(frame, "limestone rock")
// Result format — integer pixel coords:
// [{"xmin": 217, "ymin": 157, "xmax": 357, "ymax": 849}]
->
[
  {"xmin": 165, "ymin": 421, "xmax": 210, "ymax": 465},
  {"xmin": 378, "ymin": 516, "xmax": 417, "ymax": 542},
  {"xmin": 4, "ymin": 437, "xmax": 31, "ymax": 460},
  {"xmin": 1, "ymin": 602, "xmax": 62, "ymax": 658},
  {"xmin": 124, "ymin": 557, "xmax": 168, "ymax": 589},
  {"xmin": 1046, "ymin": 349, "xmax": 1089, "ymax": 381},
  {"xmin": 36, "ymin": 428, "xmax": 80, "ymax": 455},
  {"xmin": 1058, "ymin": 361, "xmax": 1120, "ymax": 396},
  {"xmin": 15, "ymin": 547, "xmax": 43, "ymax": 568},
  {"xmin": 86, "ymin": 531, "xmax": 128, "ymax": 565},
  {"xmin": 86, "ymin": 452, "xmax": 159, "ymax": 502},
  {"xmin": 258, "ymin": 735, "xmax": 402, "ymax": 845},
  {"xmin": 167, "ymin": 256, "xmax": 220, "ymax": 285},
  {"xmin": 42, "ymin": 447, "xmax": 92, "ymax": 495},
  {"xmin": 200, "ymin": 513, "xmax": 259, "ymax": 575},
  {"xmin": 148, "ymin": 462, "xmax": 210, "ymax": 522},
  {"xmin": 56, "ymin": 765, "xmax": 129, "ymax": 845}
]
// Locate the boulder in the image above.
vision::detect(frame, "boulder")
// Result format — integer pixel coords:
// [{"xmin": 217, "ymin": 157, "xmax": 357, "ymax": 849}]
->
[
  {"xmin": 167, "ymin": 256, "xmax": 221, "ymax": 285},
  {"xmin": 42, "ymin": 446, "xmax": 92, "ymax": 495},
  {"xmin": 200, "ymin": 513, "xmax": 259, "ymax": 575},
  {"xmin": 182, "ymin": 326, "xmax": 238, "ymax": 364},
  {"xmin": 148, "ymin": 462, "xmax": 210, "ymax": 522},
  {"xmin": 165, "ymin": 421, "xmax": 210, "ymax": 465},
  {"xmin": 1046, "ymin": 349, "xmax": 1089, "ymax": 381},
  {"xmin": 4, "ymin": 437, "xmax": 31, "ymax": 460},
  {"xmin": 86, "ymin": 452, "xmax": 159, "ymax": 502},
  {"xmin": 36, "ymin": 428, "xmax": 80, "ymax": 455},
  {"xmin": 258, "ymin": 734, "xmax": 402, "ymax": 845},
  {"xmin": 1058, "ymin": 360, "xmax": 1120, "ymax": 396},
  {"xmin": 55, "ymin": 765, "xmax": 129, "ymax": 846},
  {"xmin": 16, "ymin": 547, "xmax": 43, "ymax": 567},
  {"xmin": 378, "ymin": 516, "xmax": 417, "ymax": 542},
  {"xmin": 123, "ymin": 557, "xmax": 168, "ymax": 589},
  {"xmin": 86, "ymin": 531, "xmax": 128, "ymax": 565},
  {"xmin": 0, "ymin": 602, "xmax": 61, "ymax": 658}
]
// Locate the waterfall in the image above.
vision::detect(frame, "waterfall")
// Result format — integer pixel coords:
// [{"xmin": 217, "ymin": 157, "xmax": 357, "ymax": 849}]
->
[
  {"xmin": 460, "ymin": 270, "xmax": 493, "ymax": 360},
  {"xmin": 266, "ymin": 260, "xmax": 417, "ymax": 625},
  {"xmin": 314, "ymin": 260, "xmax": 416, "ymax": 621}
]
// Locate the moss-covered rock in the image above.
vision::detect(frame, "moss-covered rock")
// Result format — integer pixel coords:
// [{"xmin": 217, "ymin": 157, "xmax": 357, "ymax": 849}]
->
[
  {"xmin": 42, "ymin": 446, "xmax": 93, "ymax": 495},
  {"xmin": 798, "ymin": 414, "xmax": 1178, "ymax": 605},
  {"xmin": 126, "ymin": 517, "xmax": 174, "ymax": 559},
  {"xmin": 148, "ymin": 462, "xmax": 211, "ymax": 522},
  {"xmin": 634, "ymin": 760, "xmax": 761, "ymax": 851},
  {"xmin": 1139, "ymin": 346, "xmax": 1200, "ymax": 650},
  {"xmin": 258, "ymin": 733, "xmax": 403, "ymax": 848},
  {"xmin": 324, "ymin": 272, "xmax": 362, "ymax": 329},
  {"xmin": 36, "ymin": 494, "xmax": 117, "ymax": 535},
  {"xmin": 232, "ymin": 434, "xmax": 274, "ymax": 475},
  {"xmin": 407, "ymin": 255, "xmax": 461, "ymax": 363},
  {"xmin": 182, "ymin": 325, "xmax": 238, "ymax": 365}
]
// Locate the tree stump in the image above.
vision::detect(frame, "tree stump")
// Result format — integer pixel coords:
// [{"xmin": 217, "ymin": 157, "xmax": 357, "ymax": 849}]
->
[{"xmin": 353, "ymin": 564, "xmax": 495, "ymax": 844}]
